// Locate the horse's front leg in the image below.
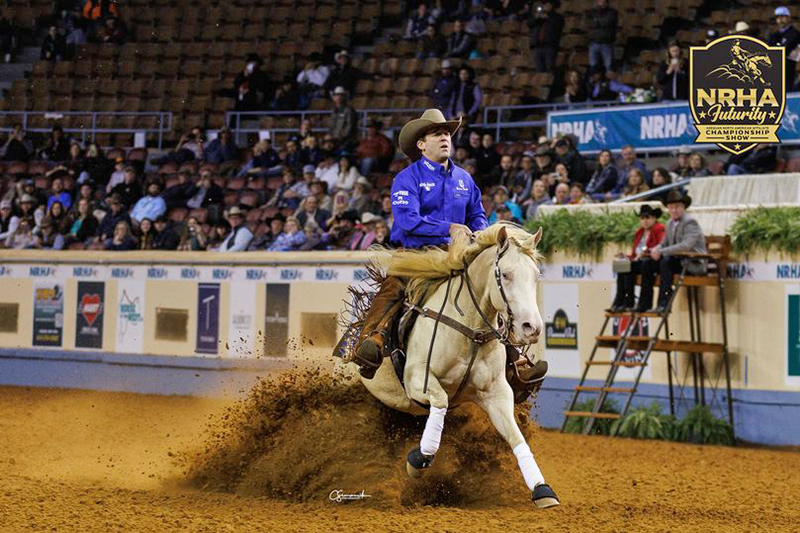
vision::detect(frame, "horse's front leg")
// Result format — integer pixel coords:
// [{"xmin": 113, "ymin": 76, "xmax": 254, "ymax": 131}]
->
[
  {"xmin": 404, "ymin": 369, "xmax": 448, "ymax": 478},
  {"xmin": 475, "ymin": 381, "xmax": 560, "ymax": 508}
]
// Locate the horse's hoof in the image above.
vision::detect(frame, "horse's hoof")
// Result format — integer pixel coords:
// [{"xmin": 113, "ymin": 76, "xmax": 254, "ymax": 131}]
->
[
  {"xmin": 406, "ymin": 447, "xmax": 433, "ymax": 478},
  {"xmin": 532, "ymin": 483, "xmax": 560, "ymax": 509}
]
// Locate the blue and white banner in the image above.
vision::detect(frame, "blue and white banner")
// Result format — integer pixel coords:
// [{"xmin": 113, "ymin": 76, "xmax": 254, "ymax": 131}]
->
[{"xmin": 547, "ymin": 93, "xmax": 800, "ymax": 154}]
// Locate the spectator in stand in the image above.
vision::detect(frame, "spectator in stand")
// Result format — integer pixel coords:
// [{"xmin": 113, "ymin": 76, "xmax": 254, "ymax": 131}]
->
[
  {"xmin": 587, "ymin": 0, "xmax": 617, "ymax": 70},
  {"xmin": 325, "ymin": 50, "xmax": 369, "ymax": 96},
  {"xmin": 178, "ymin": 216, "xmax": 206, "ymax": 251},
  {"xmin": 2, "ymin": 124, "xmax": 34, "ymax": 161},
  {"xmin": 617, "ymin": 145, "xmax": 648, "ymax": 186},
  {"xmin": 283, "ymin": 165, "xmax": 316, "ymax": 207},
  {"xmin": 568, "ymin": 182, "xmax": 589, "ymax": 204},
  {"xmin": 238, "ymin": 139, "xmax": 282, "ymax": 178},
  {"xmin": 247, "ymin": 214, "xmax": 284, "ymax": 251},
  {"xmin": 46, "ymin": 201, "xmax": 68, "ymax": 234},
  {"xmin": 487, "ymin": 186, "xmax": 522, "ymax": 223},
  {"xmin": 550, "ymin": 182, "xmax": 570, "ymax": 205},
  {"xmin": 130, "ymin": 181, "xmax": 166, "ymax": 224},
  {"xmin": 81, "ymin": 143, "xmax": 113, "ymax": 186},
  {"xmin": 283, "ymin": 139, "xmax": 304, "ymax": 173},
  {"xmin": 554, "ymin": 137, "xmax": 587, "ymax": 184},
  {"xmin": 349, "ymin": 212, "xmax": 382, "ymax": 250},
  {"xmin": 489, "ymin": 154, "xmax": 516, "ymax": 192},
  {"xmin": 650, "ymin": 167, "xmax": 673, "ymax": 202},
  {"xmin": 418, "ymin": 24, "xmax": 447, "ymax": 59},
  {"xmin": 311, "ymin": 179, "xmax": 333, "ymax": 212},
  {"xmin": 266, "ymin": 169, "xmax": 300, "ymax": 210},
  {"xmin": 637, "ymin": 190, "xmax": 706, "ymax": 313},
  {"xmin": 162, "ymin": 171, "xmax": 197, "ymax": 209},
  {"xmin": 296, "ymin": 53, "xmax": 330, "ymax": 106},
  {"xmin": 430, "ymin": 59, "xmax": 458, "ymax": 110},
  {"xmin": 587, "ymin": 64, "xmax": 632, "ymax": 101},
  {"xmin": 320, "ymin": 210, "xmax": 359, "ymax": 250},
  {"xmin": 379, "ymin": 193, "xmax": 393, "ymax": 229},
  {"xmin": 268, "ymin": 216, "xmax": 307, "ymax": 251},
  {"xmin": 523, "ymin": 179, "xmax": 551, "ymax": 220},
  {"xmin": 64, "ymin": 197, "xmax": 98, "ymax": 247},
  {"xmin": 686, "ymin": 152, "xmax": 710, "ymax": 178},
  {"xmin": 374, "ymin": 219, "xmax": 390, "ymax": 246},
  {"xmin": 301, "ymin": 135, "xmax": 325, "ymax": 166},
  {"xmin": 206, "ymin": 220, "xmax": 230, "ymax": 250},
  {"xmin": 726, "ymin": 144, "xmax": 778, "ymax": 175},
  {"xmin": 334, "ymin": 155, "xmax": 362, "ymax": 192},
  {"xmin": 622, "ymin": 168, "xmax": 649, "ymax": 197},
  {"xmin": 214, "ymin": 207, "xmax": 252, "ymax": 252},
  {"xmin": 186, "ymin": 170, "xmax": 224, "ymax": 214},
  {"xmin": 98, "ymin": 16, "xmax": 126, "ymax": 44},
  {"xmin": 448, "ymin": 65, "xmax": 482, "ymax": 123},
  {"xmin": 270, "ymin": 75, "xmax": 299, "ymax": 111},
  {"xmin": 41, "ymin": 26, "xmax": 66, "ymax": 62},
  {"xmin": 203, "ymin": 127, "xmax": 238, "ymax": 169},
  {"xmin": 561, "ymin": 69, "xmax": 587, "ymax": 103},
  {"xmin": 137, "ymin": 218, "xmax": 155, "ymax": 250},
  {"xmin": 330, "ymin": 87, "xmax": 358, "ymax": 151},
  {"xmin": 6, "ymin": 217, "xmax": 36, "ymax": 249},
  {"xmin": 39, "ymin": 125, "xmax": 70, "ymax": 162},
  {"xmin": 527, "ymin": 0, "xmax": 564, "ymax": 73},
  {"xmin": 17, "ymin": 193, "xmax": 43, "ymax": 230},
  {"xmin": 513, "ymin": 151, "xmax": 536, "ymax": 200},
  {"xmin": 586, "ymin": 149, "xmax": 620, "ymax": 202},
  {"xmin": 671, "ymin": 146, "xmax": 692, "ymax": 179},
  {"xmin": 445, "ymin": 19, "xmax": 475, "ymax": 59},
  {"xmin": 768, "ymin": 7, "xmax": 800, "ymax": 89},
  {"xmin": 219, "ymin": 54, "xmax": 271, "ymax": 111},
  {"xmin": 657, "ymin": 41, "xmax": 689, "ymax": 101},
  {"xmin": 106, "ymin": 159, "xmax": 127, "ymax": 193},
  {"xmin": 151, "ymin": 215, "xmax": 180, "ymax": 250},
  {"xmin": 154, "ymin": 127, "xmax": 204, "ymax": 165},
  {"xmin": 74, "ymin": 181, "xmax": 96, "ymax": 212},
  {"xmin": 47, "ymin": 177, "xmax": 72, "ymax": 211},
  {"xmin": 105, "ymin": 220, "xmax": 137, "ymax": 251},
  {"xmin": 608, "ymin": 205, "xmax": 665, "ymax": 312},
  {"xmin": 348, "ymin": 176, "xmax": 378, "ymax": 215},
  {"xmin": 315, "ymin": 153, "xmax": 340, "ymax": 190},
  {"xmin": 475, "ymin": 133, "xmax": 500, "ymax": 178},
  {"xmin": 63, "ymin": 142, "xmax": 85, "ymax": 177},
  {"xmin": 356, "ymin": 120, "xmax": 394, "ymax": 175},
  {"xmin": 533, "ymin": 145, "xmax": 557, "ymax": 195},
  {"xmin": 0, "ymin": 200, "xmax": 19, "ymax": 242},
  {"xmin": 96, "ymin": 194, "xmax": 129, "ymax": 242},
  {"xmin": 326, "ymin": 191, "xmax": 352, "ymax": 228},
  {"xmin": 405, "ymin": 3, "xmax": 434, "ymax": 40},
  {"xmin": 296, "ymin": 195, "xmax": 331, "ymax": 231},
  {"xmin": 109, "ymin": 167, "xmax": 141, "ymax": 208}
]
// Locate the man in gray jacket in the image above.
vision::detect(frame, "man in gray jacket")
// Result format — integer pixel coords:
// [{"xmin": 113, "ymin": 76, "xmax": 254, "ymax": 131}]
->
[{"xmin": 635, "ymin": 190, "xmax": 707, "ymax": 313}]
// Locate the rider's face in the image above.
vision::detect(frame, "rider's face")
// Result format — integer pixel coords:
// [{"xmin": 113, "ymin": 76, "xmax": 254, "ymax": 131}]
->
[{"xmin": 417, "ymin": 127, "xmax": 452, "ymax": 163}]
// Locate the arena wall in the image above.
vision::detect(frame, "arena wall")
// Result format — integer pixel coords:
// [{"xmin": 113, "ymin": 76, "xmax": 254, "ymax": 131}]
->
[{"xmin": 0, "ymin": 249, "xmax": 798, "ymax": 445}]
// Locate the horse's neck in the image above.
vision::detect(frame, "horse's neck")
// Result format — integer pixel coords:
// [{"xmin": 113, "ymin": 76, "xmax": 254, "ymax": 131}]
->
[{"xmin": 442, "ymin": 246, "xmax": 497, "ymax": 330}]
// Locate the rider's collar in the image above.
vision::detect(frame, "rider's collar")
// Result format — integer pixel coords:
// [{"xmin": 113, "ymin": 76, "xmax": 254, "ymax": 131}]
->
[{"xmin": 419, "ymin": 156, "xmax": 453, "ymax": 176}]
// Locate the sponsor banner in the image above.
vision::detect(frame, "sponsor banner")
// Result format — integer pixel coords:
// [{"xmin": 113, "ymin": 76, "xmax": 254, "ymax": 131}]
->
[
  {"xmin": 547, "ymin": 93, "xmax": 800, "ymax": 154},
  {"xmin": 265, "ymin": 284, "xmax": 290, "ymax": 357},
  {"xmin": 27, "ymin": 264, "xmax": 66, "ymax": 279},
  {"xmin": 32, "ymin": 282, "xmax": 64, "ymax": 347},
  {"xmin": 541, "ymin": 262, "xmax": 614, "ymax": 282},
  {"xmin": 787, "ymin": 286, "xmax": 800, "ymax": 387},
  {"xmin": 75, "ymin": 281, "xmax": 105, "ymax": 349},
  {"xmin": 196, "ymin": 283, "xmax": 220, "ymax": 355},
  {"xmin": 228, "ymin": 282, "xmax": 256, "ymax": 358},
  {"xmin": 116, "ymin": 280, "xmax": 145, "ymax": 353},
  {"xmin": 610, "ymin": 312, "xmax": 653, "ymax": 381},
  {"xmin": 542, "ymin": 283, "xmax": 581, "ymax": 377}
]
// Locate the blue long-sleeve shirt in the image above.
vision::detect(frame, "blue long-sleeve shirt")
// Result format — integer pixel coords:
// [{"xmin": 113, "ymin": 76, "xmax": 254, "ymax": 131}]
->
[
  {"xmin": 390, "ymin": 156, "xmax": 488, "ymax": 248},
  {"xmin": 130, "ymin": 195, "xmax": 166, "ymax": 223}
]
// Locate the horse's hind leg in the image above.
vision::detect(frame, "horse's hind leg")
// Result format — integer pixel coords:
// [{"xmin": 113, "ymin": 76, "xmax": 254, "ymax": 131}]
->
[
  {"xmin": 404, "ymin": 373, "xmax": 448, "ymax": 477},
  {"xmin": 476, "ymin": 383, "xmax": 559, "ymax": 508}
]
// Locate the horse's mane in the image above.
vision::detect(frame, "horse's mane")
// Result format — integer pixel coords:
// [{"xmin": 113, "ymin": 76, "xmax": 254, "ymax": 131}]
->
[{"xmin": 378, "ymin": 222, "xmax": 542, "ymax": 302}]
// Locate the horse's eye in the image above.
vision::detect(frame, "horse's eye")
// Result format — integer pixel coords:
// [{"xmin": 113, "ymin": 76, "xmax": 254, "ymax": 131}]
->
[{"xmin": 502, "ymin": 272, "xmax": 510, "ymax": 281}]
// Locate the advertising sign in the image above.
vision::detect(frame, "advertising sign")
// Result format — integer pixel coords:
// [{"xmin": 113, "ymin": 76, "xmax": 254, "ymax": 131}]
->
[
  {"xmin": 788, "ymin": 287, "xmax": 800, "ymax": 387},
  {"xmin": 265, "ymin": 284, "xmax": 290, "ymax": 357},
  {"xmin": 196, "ymin": 283, "xmax": 220, "ymax": 355},
  {"xmin": 542, "ymin": 283, "xmax": 580, "ymax": 377},
  {"xmin": 75, "ymin": 281, "xmax": 105, "ymax": 349},
  {"xmin": 228, "ymin": 282, "xmax": 256, "ymax": 358},
  {"xmin": 32, "ymin": 282, "xmax": 64, "ymax": 347},
  {"xmin": 116, "ymin": 281, "xmax": 145, "ymax": 353}
]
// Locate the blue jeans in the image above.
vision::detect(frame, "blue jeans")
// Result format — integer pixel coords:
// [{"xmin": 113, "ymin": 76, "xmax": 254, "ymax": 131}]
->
[{"xmin": 589, "ymin": 42, "xmax": 613, "ymax": 70}]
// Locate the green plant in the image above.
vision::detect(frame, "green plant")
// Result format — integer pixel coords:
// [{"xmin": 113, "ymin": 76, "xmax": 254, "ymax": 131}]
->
[
  {"xmin": 729, "ymin": 206, "xmax": 800, "ymax": 255},
  {"xmin": 526, "ymin": 209, "xmax": 644, "ymax": 258},
  {"xmin": 564, "ymin": 397, "xmax": 620, "ymax": 435},
  {"xmin": 676, "ymin": 405, "xmax": 733, "ymax": 446},
  {"xmin": 615, "ymin": 401, "xmax": 677, "ymax": 440}
]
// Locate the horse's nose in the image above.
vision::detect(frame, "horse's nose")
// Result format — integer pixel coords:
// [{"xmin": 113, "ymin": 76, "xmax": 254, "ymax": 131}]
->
[{"xmin": 522, "ymin": 322, "xmax": 541, "ymax": 338}]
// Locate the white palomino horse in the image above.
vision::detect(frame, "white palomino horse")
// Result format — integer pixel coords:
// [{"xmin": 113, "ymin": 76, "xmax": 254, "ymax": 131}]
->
[{"xmin": 358, "ymin": 223, "xmax": 559, "ymax": 508}]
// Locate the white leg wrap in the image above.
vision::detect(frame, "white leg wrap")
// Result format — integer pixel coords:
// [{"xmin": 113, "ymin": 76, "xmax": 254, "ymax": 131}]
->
[
  {"xmin": 513, "ymin": 442, "xmax": 545, "ymax": 491},
  {"xmin": 419, "ymin": 406, "xmax": 447, "ymax": 456}
]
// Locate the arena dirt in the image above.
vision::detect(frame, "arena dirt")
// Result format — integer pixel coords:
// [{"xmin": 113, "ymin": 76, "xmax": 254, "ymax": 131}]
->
[{"xmin": 1, "ymin": 373, "xmax": 799, "ymax": 532}]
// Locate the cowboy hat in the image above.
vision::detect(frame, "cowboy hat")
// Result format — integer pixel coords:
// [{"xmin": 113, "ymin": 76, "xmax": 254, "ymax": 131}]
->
[
  {"xmin": 355, "ymin": 176, "xmax": 373, "ymax": 189},
  {"xmin": 636, "ymin": 204, "xmax": 663, "ymax": 218},
  {"xmin": 331, "ymin": 86, "xmax": 348, "ymax": 96},
  {"xmin": 361, "ymin": 212, "xmax": 381, "ymax": 224},
  {"xmin": 227, "ymin": 206, "xmax": 246, "ymax": 217},
  {"xmin": 398, "ymin": 109, "xmax": 462, "ymax": 161},
  {"xmin": 662, "ymin": 189, "xmax": 692, "ymax": 208}
]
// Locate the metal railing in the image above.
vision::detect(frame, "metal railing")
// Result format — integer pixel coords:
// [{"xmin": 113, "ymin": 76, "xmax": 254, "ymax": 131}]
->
[
  {"xmin": 0, "ymin": 111, "xmax": 173, "ymax": 149},
  {"xmin": 225, "ymin": 100, "xmax": 622, "ymax": 143},
  {"xmin": 611, "ymin": 179, "xmax": 691, "ymax": 203}
]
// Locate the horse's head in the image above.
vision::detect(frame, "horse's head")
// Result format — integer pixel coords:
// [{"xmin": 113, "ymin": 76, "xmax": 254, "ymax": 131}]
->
[{"xmin": 490, "ymin": 225, "xmax": 544, "ymax": 345}]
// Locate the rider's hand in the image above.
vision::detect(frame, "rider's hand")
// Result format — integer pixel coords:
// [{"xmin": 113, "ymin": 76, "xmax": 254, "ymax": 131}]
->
[{"xmin": 449, "ymin": 223, "xmax": 472, "ymax": 239}]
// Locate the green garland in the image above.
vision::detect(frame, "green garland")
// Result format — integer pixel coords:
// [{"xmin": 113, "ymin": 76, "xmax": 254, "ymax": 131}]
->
[{"xmin": 524, "ymin": 206, "xmax": 800, "ymax": 257}]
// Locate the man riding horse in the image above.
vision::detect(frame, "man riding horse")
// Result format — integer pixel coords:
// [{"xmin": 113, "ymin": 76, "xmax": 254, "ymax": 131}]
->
[{"xmin": 352, "ymin": 109, "xmax": 547, "ymax": 401}]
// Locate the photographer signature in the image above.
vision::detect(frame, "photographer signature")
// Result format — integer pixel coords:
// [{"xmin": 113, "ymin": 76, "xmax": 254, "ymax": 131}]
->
[{"xmin": 329, "ymin": 489, "xmax": 372, "ymax": 502}]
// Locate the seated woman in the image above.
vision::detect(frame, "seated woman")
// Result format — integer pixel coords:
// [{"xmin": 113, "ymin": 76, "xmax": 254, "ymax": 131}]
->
[{"xmin": 607, "ymin": 205, "xmax": 665, "ymax": 312}]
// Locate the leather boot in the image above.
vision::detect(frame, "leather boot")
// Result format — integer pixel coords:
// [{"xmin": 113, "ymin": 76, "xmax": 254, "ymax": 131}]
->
[
  {"xmin": 354, "ymin": 276, "xmax": 406, "ymax": 379},
  {"xmin": 505, "ymin": 344, "xmax": 548, "ymax": 403}
]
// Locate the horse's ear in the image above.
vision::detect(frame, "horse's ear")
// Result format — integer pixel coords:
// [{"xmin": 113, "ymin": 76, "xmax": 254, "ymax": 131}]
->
[
  {"xmin": 531, "ymin": 226, "xmax": 543, "ymax": 247},
  {"xmin": 497, "ymin": 225, "xmax": 508, "ymax": 250}
]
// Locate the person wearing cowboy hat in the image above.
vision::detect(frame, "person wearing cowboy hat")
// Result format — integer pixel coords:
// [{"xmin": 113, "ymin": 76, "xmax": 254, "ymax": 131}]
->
[
  {"xmin": 635, "ymin": 190, "xmax": 707, "ymax": 313},
  {"xmin": 607, "ymin": 205, "xmax": 665, "ymax": 312},
  {"xmin": 215, "ymin": 206, "xmax": 253, "ymax": 252},
  {"xmin": 352, "ymin": 108, "xmax": 488, "ymax": 380},
  {"xmin": 330, "ymin": 86, "xmax": 358, "ymax": 150},
  {"xmin": 768, "ymin": 7, "xmax": 800, "ymax": 88}
]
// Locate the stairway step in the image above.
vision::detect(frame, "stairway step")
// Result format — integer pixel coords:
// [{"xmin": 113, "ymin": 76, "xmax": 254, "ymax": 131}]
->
[
  {"xmin": 564, "ymin": 411, "xmax": 621, "ymax": 419},
  {"xmin": 586, "ymin": 360, "xmax": 646, "ymax": 367},
  {"xmin": 654, "ymin": 340, "xmax": 725, "ymax": 354},
  {"xmin": 604, "ymin": 311, "xmax": 664, "ymax": 318},
  {"xmin": 574, "ymin": 386, "xmax": 635, "ymax": 393}
]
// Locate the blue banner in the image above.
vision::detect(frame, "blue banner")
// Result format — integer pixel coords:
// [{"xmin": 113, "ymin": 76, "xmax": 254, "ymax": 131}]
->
[
  {"xmin": 547, "ymin": 93, "xmax": 800, "ymax": 153},
  {"xmin": 196, "ymin": 283, "xmax": 220, "ymax": 355}
]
